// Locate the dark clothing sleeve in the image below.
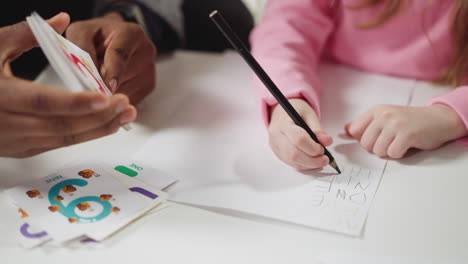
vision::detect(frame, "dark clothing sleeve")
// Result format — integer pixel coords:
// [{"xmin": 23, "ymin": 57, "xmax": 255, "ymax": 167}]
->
[
  {"xmin": 129, "ymin": 0, "xmax": 254, "ymax": 53},
  {"xmin": 0, "ymin": 0, "xmax": 96, "ymax": 80},
  {"xmin": 97, "ymin": 0, "xmax": 181, "ymax": 54},
  {"xmin": 2, "ymin": 0, "xmax": 254, "ymax": 79},
  {"xmin": 99, "ymin": 0, "xmax": 254, "ymax": 54},
  {"xmin": 181, "ymin": 0, "xmax": 254, "ymax": 52}
]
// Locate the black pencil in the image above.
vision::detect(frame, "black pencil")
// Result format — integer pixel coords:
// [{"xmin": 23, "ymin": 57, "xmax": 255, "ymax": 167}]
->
[{"xmin": 209, "ymin": 10, "xmax": 341, "ymax": 174}]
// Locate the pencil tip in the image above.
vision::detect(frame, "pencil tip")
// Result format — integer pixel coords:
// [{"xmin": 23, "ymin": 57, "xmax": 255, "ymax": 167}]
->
[
  {"xmin": 209, "ymin": 10, "xmax": 218, "ymax": 17},
  {"xmin": 329, "ymin": 160, "xmax": 341, "ymax": 174}
]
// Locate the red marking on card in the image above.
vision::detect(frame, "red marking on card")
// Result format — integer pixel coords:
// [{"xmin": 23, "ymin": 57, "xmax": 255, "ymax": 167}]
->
[{"xmin": 62, "ymin": 49, "xmax": 107, "ymax": 94}]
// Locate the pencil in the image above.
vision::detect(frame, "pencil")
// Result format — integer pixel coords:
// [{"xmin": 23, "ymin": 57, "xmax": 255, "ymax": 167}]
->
[{"xmin": 209, "ymin": 10, "xmax": 341, "ymax": 174}]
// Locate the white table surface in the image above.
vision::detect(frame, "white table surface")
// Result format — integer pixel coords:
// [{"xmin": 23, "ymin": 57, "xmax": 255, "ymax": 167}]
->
[{"xmin": 0, "ymin": 51, "xmax": 467, "ymax": 264}]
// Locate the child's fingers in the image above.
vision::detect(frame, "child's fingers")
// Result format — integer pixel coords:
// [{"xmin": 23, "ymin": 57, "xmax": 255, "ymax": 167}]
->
[
  {"xmin": 269, "ymin": 98, "xmax": 332, "ymax": 170},
  {"xmin": 283, "ymin": 125, "xmax": 323, "ymax": 157},
  {"xmin": 316, "ymin": 131, "xmax": 333, "ymax": 146},
  {"xmin": 269, "ymin": 131, "xmax": 328, "ymax": 170},
  {"xmin": 302, "ymin": 106, "xmax": 333, "ymax": 145},
  {"xmin": 303, "ymin": 111, "xmax": 322, "ymax": 132},
  {"xmin": 287, "ymin": 162, "xmax": 309, "ymax": 171},
  {"xmin": 346, "ymin": 111, "xmax": 374, "ymax": 139},
  {"xmin": 359, "ymin": 121, "xmax": 382, "ymax": 152},
  {"xmin": 372, "ymin": 129, "xmax": 396, "ymax": 158},
  {"xmin": 283, "ymin": 144, "xmax": 328, "ymax": 170},
  {"xmin": 387, "ymin": 135, "xmax": 411, "ymax": 159},
  {"xmin": 344, "ymin": 123, "xmax": 352, "ymax": 137}
]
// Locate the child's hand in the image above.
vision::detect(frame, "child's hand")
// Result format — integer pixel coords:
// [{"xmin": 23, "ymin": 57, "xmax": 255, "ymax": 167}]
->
[
  {"xmin": 268, "ymin": 99, "xmax": 333, "ymax": 170},
  {"xmin": 345, "ymin": 104, "xmax": 468, "ymax": 158}
]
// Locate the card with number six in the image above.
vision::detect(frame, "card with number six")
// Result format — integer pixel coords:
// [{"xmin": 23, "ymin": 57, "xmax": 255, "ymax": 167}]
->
[{"xmin": 7, "ymin": 163, "xmax": 147, "ymax": 243}]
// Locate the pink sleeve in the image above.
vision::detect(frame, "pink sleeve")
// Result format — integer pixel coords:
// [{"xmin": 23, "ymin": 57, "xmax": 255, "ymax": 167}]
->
[
  {"xmin": 428, "ymin": 85, "xmax": 468, "ymax": 145},
  {"xmin": 250, "ymin": 0, "xmax": 335, "ymax": 124}
]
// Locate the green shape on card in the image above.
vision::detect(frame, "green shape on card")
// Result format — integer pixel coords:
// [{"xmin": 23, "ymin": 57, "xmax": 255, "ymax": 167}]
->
[{"xmin": 114, "ymin": 165, "xmax": 138, "ymax": 177}]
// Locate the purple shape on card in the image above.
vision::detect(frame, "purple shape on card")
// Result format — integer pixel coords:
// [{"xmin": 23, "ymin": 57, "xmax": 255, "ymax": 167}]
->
[
  {"xmin": 20, "ymin": 223, "xmax": 48, "ymax": 239},
  {"xmin": 81, "ymin": 238, "xmax": 99, "ymax": 243},
  {"xmin": 129, "ymin": 187, "xmax": 158, "ymax": 199}
]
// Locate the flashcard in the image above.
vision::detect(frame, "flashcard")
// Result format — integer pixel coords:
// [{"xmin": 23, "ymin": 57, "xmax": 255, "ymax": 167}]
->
[
  {"xmin": 69, "ymin": 156, "xmax": 179, "ymax": 191},
  {"xmin": 27, "ymin": 12, "xmax": 111, "ymax": 94},
  {"xmin": 10, "ymin": 179, "xmax": 167, "ymax": 248},
  {"xmin": 26, "ymin": 12, "xmax": 131, "ymax": 130},
  {"xmin": 5, "ymin": 202, "xmax": 51, "ymax": 248},
  {"xmin": 103, "ymin": 157, "xmax": 179, "ymax": 191},
  {"xmin": 7, "ymin": 159, "xmax": 171, "ymax": 247},
  {"xmin": 7, "ymin": 163, "xmax": 147, "ymax": 243},
  {"xmin": 86, "ymin": 165, "xmax": 169, "ymax": 240},
  {"xmin": 45, "ymin": 24, "xmax": 112, "ymax": 96},
  {"xmin": 60, "ymin": 173, "xmax": 168, "ymax": 248}
]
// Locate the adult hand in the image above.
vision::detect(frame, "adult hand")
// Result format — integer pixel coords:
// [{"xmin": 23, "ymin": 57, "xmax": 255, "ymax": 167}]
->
[
  {"xmin": 268, "ymin": 99, "xmax": 333, "ymax": 170},
  {"xmin": 345, "ymin": 104, "xmax": 468, "ymax": 158},
  {"xmin": 0, "ymin": 13, "xmax": 136, "ymax": 158},
  {"xmin": 66, "ymin": 12, "xmax": 157, "ymax": 104}
]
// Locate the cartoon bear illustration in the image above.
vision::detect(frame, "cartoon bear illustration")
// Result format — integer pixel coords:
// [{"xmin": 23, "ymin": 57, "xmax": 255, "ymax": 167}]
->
[
  {"xmin": 48, "ymin": 205, "xmax": 61, "ymax": 212},
  {"xmin": 26, "ymin": 190, "xmax": 41, "ymax": 198},
  {"xmin": 68, "ymin": 217, "xmax": 78, "ymax": 223},
  {"xmin": 76, "ymin": 202, "xmax": 91, "ymax": 211},
  {"xmin": 62, "ymin": 185, "xmax": 77, "ymax": 193},
  {"xmin": 54, "ymin": 195, "xmax": 64, "ymax": 201},
  {"xmin": 111, "ymin": 207, "xmax": 120, "ymax": 213},
  {"xmin": 18, "ymin": 208, "xmax": 29, "ymax": 218},
  {"xmin": 78, "ymin": 169, "xmax": 95, "ymax": 178},
  {"xmin": 100, "ymin": 194, "xmax": 113, "ymax": 201}
]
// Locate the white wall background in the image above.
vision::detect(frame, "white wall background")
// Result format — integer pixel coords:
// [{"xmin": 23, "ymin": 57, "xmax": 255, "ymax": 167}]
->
[{"xmin": 241, "ymin": 0, "xmax": 267, "ymax": 23}]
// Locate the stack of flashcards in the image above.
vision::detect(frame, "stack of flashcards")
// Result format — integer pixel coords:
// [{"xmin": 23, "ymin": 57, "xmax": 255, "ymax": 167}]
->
[
  {"xmin": 26, "ymin": 12, "xmax": 131, "ymax": 130},
  {"xmin": 6, "ymin": 159, "xmax": 177, "ymax": 248}
]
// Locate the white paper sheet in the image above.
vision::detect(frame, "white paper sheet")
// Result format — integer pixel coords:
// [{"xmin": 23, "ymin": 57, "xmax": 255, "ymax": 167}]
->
[{"xmin": 135, "ymin": 52, "xmax": 415, "ymax": 236}]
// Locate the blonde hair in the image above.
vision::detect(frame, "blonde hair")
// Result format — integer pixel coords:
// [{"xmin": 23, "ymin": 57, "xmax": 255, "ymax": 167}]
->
[{"xmin": 351, "ymin": 0, "xmax": 468, "ymax": 87}]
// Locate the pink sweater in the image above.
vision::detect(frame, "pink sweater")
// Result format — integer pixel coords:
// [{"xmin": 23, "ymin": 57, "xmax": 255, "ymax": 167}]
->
[{"xmin": 250, "ymin": 0, "xmax": 468, "ymax": 134}]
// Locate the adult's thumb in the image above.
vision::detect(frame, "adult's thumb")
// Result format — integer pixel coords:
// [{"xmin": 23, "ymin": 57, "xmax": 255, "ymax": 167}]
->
[
  {"xmin": 46, "ymin": 12, "xmax": 70, "ymax": 35},
  {"xmin": 1, "ymin": 13, "xmax": 70, "ymax": 60}
]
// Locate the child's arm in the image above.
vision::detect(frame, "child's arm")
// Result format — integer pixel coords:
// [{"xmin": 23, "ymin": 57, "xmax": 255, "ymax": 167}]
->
[
  {"xmin": 251, "ymin": 0, "xmax": 335, "ymax": 170},
  {"xmin": 429, "ymin": 85, "xmax": 468, "ymax": 144},
  {"xmin": 251, "ymin": 0, "xmax": 335, "ymax": 123}
]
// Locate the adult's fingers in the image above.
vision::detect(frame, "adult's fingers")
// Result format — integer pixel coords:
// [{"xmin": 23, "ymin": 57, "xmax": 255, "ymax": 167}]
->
[
  {"xmin": 116, "ymin": 64, "xmax": 156, "ymax": 105},
  {"xmin": 114, "ymin": 46, "xmax": 156, "ymax": 84},
  {"xmin": 0, "ymin": 13, "xmax": 70, "ymax": 63},
  {"xmin": 51, "ymin": 106, "xmax": 135, "ymax": 146},
  {"xmin": 66, "ymin": 21, "xmax": 99, "ymax": 65},
  {"xmin": 47, "ymin": 12, "xmax": 70, "ymax": 35},
  {"xmin": 4, "ymin": 94, "xmax": 130, "ymax": 137},
  {"xmin": 5, "ymin": 106, "xmax": 136, "ymax": 158},
  {"xmin": 1, "ymin": 78, "xmax": 111, "ymax": 116},
  {"xmin": 101, "ymin": 26, "xmax": 142, "ymax": 92}
]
